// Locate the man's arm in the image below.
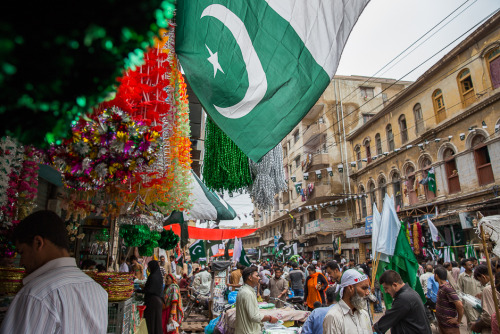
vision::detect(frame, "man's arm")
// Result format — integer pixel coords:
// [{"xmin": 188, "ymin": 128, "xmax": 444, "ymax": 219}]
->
[
  {"xmin": 373, "ymin": 294, "xmax": 411, "ymax": 333},
  {"xmin": 300, "ymin": 309, "xmax": 316, "ymax": 334}
]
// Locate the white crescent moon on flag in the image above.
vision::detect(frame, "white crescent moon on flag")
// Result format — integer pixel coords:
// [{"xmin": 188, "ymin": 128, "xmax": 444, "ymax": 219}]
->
[{"xmin": 201, "ymin": 4, "xmax": 267, "ymax": 119}]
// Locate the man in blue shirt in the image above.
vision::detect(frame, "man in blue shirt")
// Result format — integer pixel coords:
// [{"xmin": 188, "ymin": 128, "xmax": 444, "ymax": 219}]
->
[
  {"xmin": 427, "ymin": 273, "xmax": 439, "ymax": 305},
  {"xmin": 301, "ymin": 287, "xmax": 336, "ymax": 334}
]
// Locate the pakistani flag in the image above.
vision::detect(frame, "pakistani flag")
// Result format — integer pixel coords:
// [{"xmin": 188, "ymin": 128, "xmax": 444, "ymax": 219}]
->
[
  {"xmin": 427, "ymin": 167, "xmax": 436, "ymax": 194},
  {"xmin": 283, "ymin": 243, "xmax": 298, "ymax": 258},
  {"xmin": 176, "ymin": 0, "xmax": 369, "ymax": 161},
  {"xmin": 189, "ymin": 240, "xmax": 207, "ymax": 263},
  {"xmin": 240, "ymin": 246, "xmax": 252, "ymax": 267}
]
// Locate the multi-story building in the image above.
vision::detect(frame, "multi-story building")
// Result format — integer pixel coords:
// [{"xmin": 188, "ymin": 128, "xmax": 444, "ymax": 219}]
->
[
  {"xmin": 254, "ymin": 75, "xmax": 411, "ymax": 262},
  {"xmin": 348, "ymin": 12, "xmax": 500, "ymax": 260}
]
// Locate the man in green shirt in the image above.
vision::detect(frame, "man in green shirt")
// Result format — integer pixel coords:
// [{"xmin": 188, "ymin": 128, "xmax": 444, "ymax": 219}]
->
[{"xmin": 235, "ymin": 267, "xmax": 278, "ymax": 333}]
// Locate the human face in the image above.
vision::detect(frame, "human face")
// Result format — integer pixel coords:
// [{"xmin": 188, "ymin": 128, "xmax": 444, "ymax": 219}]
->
[
  {"xmin": 308, "ymin": 269, "xmax": 315, "ymax": 276},
  {"xmin": 248, "ymin": 271, "xmax": 260, "ymax": 287},
  {"xmin": 478, "ymin": 274, "xmax": 490, "ymax": 286},
  {"xmin": 275, "ymin": 270, "xmax": 282, "ymax": 279},
  {"xmin": 16, "ymin": 238, "xmax": 42, "ymax": 275},
  {"xmin": 166, "ymin": 275, "xmax": 173, "ymax": 286},
  {"xmin": 160, "ymin": 256, "xmax": 165, "ymax": 264},
  {"xmin": 465, "ymin": 261, "xmax": 473, "ymax": 273},
  {"xmin": 355, "ymin": 279, "xmax": 370, "ymax": 298},
  {"xmin": 326, "ymin": 267, "xmax": 341, "ymax": 282},
  {"xmin": 382, "ymin": 283, "xmax": 399, "ymax": 298}
]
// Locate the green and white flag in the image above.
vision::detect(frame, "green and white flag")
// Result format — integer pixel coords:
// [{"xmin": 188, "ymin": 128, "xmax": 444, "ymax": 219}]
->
[
  {"xmin": 427, "ymin": 167, "xmax": 436, "ymax": 194},
  {"xmin": 240, "ymin": 246, "xmax": 252, "ymax": 267},
  {"xmin": 189, "ymin": 240, "xmax": 206, "ymax": 263},
  {"xmin": 176, "ymin": 0, "xmax": 369, "ymax": 161}
]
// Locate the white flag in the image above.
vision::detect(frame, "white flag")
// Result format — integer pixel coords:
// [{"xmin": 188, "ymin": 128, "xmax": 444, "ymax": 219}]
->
[
  {"xmin": 377, "ymin": 194, "xmax": 401, "ymax": 258},
  {"xmin": 427, "ymin": 217, "xmax": 439, "ymax": 242},
  {"xmin": 233, "ymin": 237, "xmax": 242, "ymax": 263}
]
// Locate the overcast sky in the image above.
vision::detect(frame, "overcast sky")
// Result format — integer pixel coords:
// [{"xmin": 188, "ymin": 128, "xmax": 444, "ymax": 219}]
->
[
  {"xmin": 216, "ymin": 0, "xmax": 500, "ymax": 228},
  {"xmin": 336, "ymin": 0, "xmax": 499, "ymax": 81}
]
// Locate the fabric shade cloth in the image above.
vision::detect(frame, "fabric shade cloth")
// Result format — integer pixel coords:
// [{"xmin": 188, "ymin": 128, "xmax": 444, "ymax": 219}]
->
[
  {"xmin": 212, "ymin": 249, "xmax": 233, "ymax": 258},
  {"xmin": 165, "ymin": 224, "xmax": 258, "ymax": 241}
]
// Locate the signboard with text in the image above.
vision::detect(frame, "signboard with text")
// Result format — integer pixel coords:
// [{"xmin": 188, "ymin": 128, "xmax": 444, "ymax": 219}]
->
[{"xmin": 365, "ymin": 215, "xmax": 373, "ymax": 235}]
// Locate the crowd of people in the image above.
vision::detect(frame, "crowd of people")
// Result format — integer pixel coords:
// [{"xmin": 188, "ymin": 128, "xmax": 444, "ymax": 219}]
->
[{"xmin": 229, "ymin": 254, "xmax": 500, "ymax": 334}]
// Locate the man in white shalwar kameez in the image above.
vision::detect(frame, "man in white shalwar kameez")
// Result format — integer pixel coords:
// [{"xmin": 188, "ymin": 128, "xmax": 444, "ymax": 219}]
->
[{"xmin": 323, "ymin": 269, "xmax": 372, "ymax": 334}]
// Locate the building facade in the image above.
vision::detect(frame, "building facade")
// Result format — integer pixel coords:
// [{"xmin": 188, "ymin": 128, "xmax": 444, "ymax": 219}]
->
[
  {"xmin": 254, "ymin": 75, "xmax": 411, "ymax": 262},
  {"xmin": 348, "ymin": 12, "xmax": 500, "ymax": 260}
]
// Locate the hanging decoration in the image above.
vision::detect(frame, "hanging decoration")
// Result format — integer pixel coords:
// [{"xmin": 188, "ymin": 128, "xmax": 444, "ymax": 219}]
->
[
  {"xmin": 413, "ymin": 222, "xmax": 420, "ymax": 255},
  {"xmin": 119, "ymin": 224, "xmax": 151, "ymax": 247},
  {"xmin": 158, "ymin": 229, "xmax": 179, "ymax": 250},
  {"xmin": 248, "ymin": 144, "xmax": 287, "ymax": 210},
  {"xmin": 138, "ymin": 230, "xmax": 161, "ymax": 256},
  {"xmin": 66, "ymin": 220, "xmax": 85, "ymax": 242},
  {"xmin": 48, "ymin": 107, "xmax": 160, "ymax": 190},
  {"xmin": 202, "ymin": 117, "xmax": 252, "ymax": 192}
]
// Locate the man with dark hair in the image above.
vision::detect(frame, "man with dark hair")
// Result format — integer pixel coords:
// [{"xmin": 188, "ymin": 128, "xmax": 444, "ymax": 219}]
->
[
  {"xmin": 325, "ymin": 261, "xmax": 341, "ymax": 284},
  {"xmin": 342, "ymin": 258, "xmax": 355, "ymax": 272},
  {"xmin": 471, "ymin": 265, "xmax": 500, "ymax": 332},
  {"xmin": 374, "ymin": 270, "xmax": 431, "ymax": 334},
  {"xmin": 0, "ymin": 210, "xmax": 108, "ymax": 334},
  {"xmin": 130, "ymin": 255, "xmax": 144, "ymax": 280},
  {"xmin": 235, "ymin": 267, "xmax": 278, "ymax": 333},
  {"xmin": 435, "ymin": 266, "xmax": 464, "ymax": 333},
  {"xmin": 301, "ymin": 287, "xmax": 337, "ymax": 334},
  {"xmin": 269, "ymin": 267, "xmax": 288, "ymax": 307},
  {"xmin": 119, "ymin": 256, "xmax": 129, "ymax": 273},
  {"xmin": 287, "ymin": 262, "xmax": 305, "ymax": 297},
  {"xmin": 458, "ymin": 259, "xmax": 482, "ymax": 328}
]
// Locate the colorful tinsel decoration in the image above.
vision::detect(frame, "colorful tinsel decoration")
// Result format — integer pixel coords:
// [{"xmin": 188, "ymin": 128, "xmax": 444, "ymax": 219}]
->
[
  {"xmin": 138, "ymin": 231, "xmax": 161, "ymax": 256},
  {"xmin": 48, "ymin": 107, "xmax": 160, "ymax": 190},
  {"xmin": 203, "ymin": 117, "xmax": 252, "ymax": 192},
  {"xmin": 158, "ymin": 229, "xmax": 179, "ymax": 250},
  {"xmin": 119, "ymin": 224, "xmax": 152, "ymax": 248},
  {"xmin": 413, "ymin": 222, "xmax": 420, "ymax": 255}
]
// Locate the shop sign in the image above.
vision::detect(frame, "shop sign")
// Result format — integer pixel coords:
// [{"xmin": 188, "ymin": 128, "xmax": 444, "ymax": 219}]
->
[
  {"xmin": 346, "ymin": 227, "xmax": 367, "ymax": 238},
  {"xmin": 459, "ymin": 212, "xmax": 475, "ymax": 229},
  {"xmin": 365, "ymin": 215, "xmax": 373, "ymax": 235}
]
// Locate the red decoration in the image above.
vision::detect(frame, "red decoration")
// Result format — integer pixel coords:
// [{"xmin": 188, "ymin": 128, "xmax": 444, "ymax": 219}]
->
[{"xmin": 165, "ymin": 225, "xmax": 258, "ymax": 240}]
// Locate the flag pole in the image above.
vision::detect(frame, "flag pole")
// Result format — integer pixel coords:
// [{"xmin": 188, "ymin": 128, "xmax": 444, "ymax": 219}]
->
[
  {"xmin": 478, "ymin": 212, "xmax": 500, "ymax": 329},
  {"xmin": 370, "ymin": 252, "xmax": 381, "ymax": 321}
]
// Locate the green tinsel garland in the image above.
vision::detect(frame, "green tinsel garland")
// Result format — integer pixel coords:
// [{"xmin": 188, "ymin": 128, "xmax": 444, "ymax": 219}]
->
[
  {"xmin": 202, "ymin": 117, "xmax": 253, "ymax": 192},
  {"xmin": 119, "ymin": 224, "xmax": 150, "ymax": 247},
  {"xmin": 138, "ymin": 231, "xmax": 161, "ymax": 257},
  {"xmin": 158, "ymin": 229, "xmax": 179, "ymax": 250}
]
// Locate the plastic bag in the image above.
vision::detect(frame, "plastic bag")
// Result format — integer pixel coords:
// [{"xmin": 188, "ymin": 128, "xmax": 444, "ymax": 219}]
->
[
  {"xmin": 167, "ymin": 320, "xmax": 179, "ymax": 332},
  {"xmin": 205, "ymin": 315, "xmax": 221, "ymax": 334}
]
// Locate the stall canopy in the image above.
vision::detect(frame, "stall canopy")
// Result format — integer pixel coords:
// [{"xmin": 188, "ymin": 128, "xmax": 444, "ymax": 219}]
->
[
  {"xmin": 184, "ymin": 171, "xmax": 237, "ymax": 221},
  {"xmin": 165, "ymin": 224, "xmax": 258, "ymax": 241}
]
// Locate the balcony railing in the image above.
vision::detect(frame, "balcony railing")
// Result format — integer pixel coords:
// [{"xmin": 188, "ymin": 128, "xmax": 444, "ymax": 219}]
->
[{"xmin": 303, "ymin": 123, "xmax": 327, "ymax": 145}]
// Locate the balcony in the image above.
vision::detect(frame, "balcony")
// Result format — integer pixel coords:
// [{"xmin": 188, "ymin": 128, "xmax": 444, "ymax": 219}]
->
[
  {"xmin": 303, "ymin": 122, "xmax": 327, "ymax": 146},
  {"xmin": 303, "ymin": 153, "xmax": 330, "ymax": 172},
  {"xmin": 259, "ymin": 237, "xmax": 274, "ymax": 246}
]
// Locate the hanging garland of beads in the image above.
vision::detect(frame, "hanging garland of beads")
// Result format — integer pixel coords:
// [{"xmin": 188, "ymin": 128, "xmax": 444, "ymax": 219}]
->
[
  {"xmin": 203, "ymin": 117, "xmax": 252, "ymax": 192},
  {"xmin": 158, "ymin": 229, "xmax": 179, "ymax": 250}
]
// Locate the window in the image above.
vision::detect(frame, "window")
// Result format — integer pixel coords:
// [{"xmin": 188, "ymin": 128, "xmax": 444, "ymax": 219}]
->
[
  {"xmin": 355, "ymin": 146, "xmax": 362, "ymax": 169},
  {"xmin": 458, "ymin": 69, "xmax": 475, "ymax": 108},
  {"xmin": 360, "ymin": 87, "xmax": 374, "ymax": 99},
  {"xmin": 433, "ymin": 89, "xmax": 446, "ymax": 123},
  {"xmin": 399, "ymin": 114, "xmax": 408, "ymax": 144},
  {"xmin": 392, "ymin": 173, "xmax": 402, "ymax": 210},
  {"xmin": 359, "ymin": 186, "xmax": 367, "ymax": 218},
  {"xmin": 472, "ymin": 134, "xmax": 494, "ymax": 186},
  {"xmin": 369, "ymin": 182, "xmax": 376, "ymax": 209},
  {"xmin": 283, "ymin": 145, "xmax": 287, "ymax": 157},
  {"xmin": 293, "ymin": 130, "xmax": 300, "ymax": 144},
  {"xmin": 379, "ymin": 178, "xmax": 387, "ymax": 208},
  {"xmin": 443, "ymin": 148, "xmax": 461, "ymax": 194},
  {"xmin": 420, "ymin": 158, "xmax": 435, "ymax": 201},
  {"xmin": 406, "ymin": 166, "xmax": 417, "ymax": 205},
  {"xmin": 294, "ymin": 155, "xmax": 301, "ymax": 168},
  {"xmin": 487, "ymin": 47, "xmax": 500, "ymax": 89},
  {"xmin": 386, "ymin": 124, "xmax": 395, "ymax": 151},
  {"xmin": 363, "ymin": 114, "xmax": 374, "ymax": 124},
  {"xmin": 364, "ymin": 140, "xmax": 372, "ymax": 163},
  {"xmin": 413, "ymin": 103, "xmax": 424, "ymax": 135},
  {"xmin": 375, "ymin": 134, "xmax": 382, "ymax": 155},
  {"xmin": 308, "ymin": 211, "xmax": 316, "ymax": 222}
]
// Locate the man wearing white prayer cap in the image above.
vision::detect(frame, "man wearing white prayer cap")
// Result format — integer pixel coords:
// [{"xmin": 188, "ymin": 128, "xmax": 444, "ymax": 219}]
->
[{"xmin": 322, "ymin": 269, "xmax": 372, "ymax": 333}]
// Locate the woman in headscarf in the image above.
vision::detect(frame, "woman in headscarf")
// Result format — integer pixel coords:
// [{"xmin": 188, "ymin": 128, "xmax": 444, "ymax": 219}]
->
[
  {"xmin": 304, "ymin": 265, "xmax": 328, "ymax": 310},
  {"xmin": 162, "ymin": 273, "xmax": 184, "ymax": 334},
  {"xmin": 143, "ymin": 260, "xmax": 164, "ymax": 334}
]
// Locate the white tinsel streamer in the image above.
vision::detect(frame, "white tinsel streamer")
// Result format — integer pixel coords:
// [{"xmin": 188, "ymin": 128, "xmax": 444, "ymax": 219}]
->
[
  {"xmin": 249, "ymin": 145, "xmax": 287, "ymax": 210},
  {"xmin": 0, "ymin": 137, "xmax": 24, "ymax": 223}
]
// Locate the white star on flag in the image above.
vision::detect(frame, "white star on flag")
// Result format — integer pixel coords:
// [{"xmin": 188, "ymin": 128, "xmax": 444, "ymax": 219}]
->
[{"xmin": 206, "ymin": 44, "xmax": 224, "ymax": 78}]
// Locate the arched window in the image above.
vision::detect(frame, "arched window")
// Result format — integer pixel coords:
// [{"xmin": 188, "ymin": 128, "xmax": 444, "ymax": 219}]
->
[
  {"xmin": 433, "ymin": 89, "xmax": 446, "ymax": 123},
  {"xmin": 420, "ymin": 157, "xmax": 435, "ymax": 201},
  {"xmin": 375, "ymin": 133, "xmax": 382, "ymax": 155},
  {"xmin": 486, "ymin": 46, "xmax": 500, "ymax": 89},
  {"xmin": 457, "ymin": 69, "xmax": 475, "ymax": 108},
  {"xmin": 443, "ymin": 148, "xmax": 461, "ymax": 194},
  {"xmin": 472, "ymin": 134, "xmax": 494, "ymax": 186},
  {"xmin": 355, "ymin": 146, "xmax": 362, "ymax": 169},
  {"xmin": 399, "ymin": 114, "xmax": 408, "ymax": 143},
  {"xmin": 369, "ymin": 182, "xmax": 377, "ymax": 210},
  {"xmin": 379, "ymin": 178, "xmax": 387, "ymax": 208},
  {"xmin": 359, "ymin": 186, "xmax": 367, "ymax": 218},
  {"xmin": 392, "ymin": 173, "xmax": 402, "ymax": 210},
  {"xmin": 364, "ymin": 139, "xmax": 372, "ymax": 163},
  {"xmin": 386, "ymin": 124, "xmax": 395, "ymax": 151},
  {"xmin": 413, "ymin": 103, "xmax": 424, "ymax": 134},
  {"xmin": 406, "ymin": 165, "xmax": 417, "ymax": 205}
]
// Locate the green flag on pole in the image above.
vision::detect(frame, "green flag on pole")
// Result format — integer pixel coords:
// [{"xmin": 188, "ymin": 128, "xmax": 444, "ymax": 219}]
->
[
  {"xmin": 240, "ymin": 246, "xmax": 251, "ymax": 267},
  {"xmin": 176, "ymin": 1, "xmax": 369, "ymax": 161},
  {"xmin": 376, "ymin": 226, "xmax": 426, "ymax": 309},
  {"xmin": 189, "ymin": 240, "xmax": 207, "ymax": 263},
  {"xmin": 427, "ymin": 167, "xmax": 436, "ymax": 194}
]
